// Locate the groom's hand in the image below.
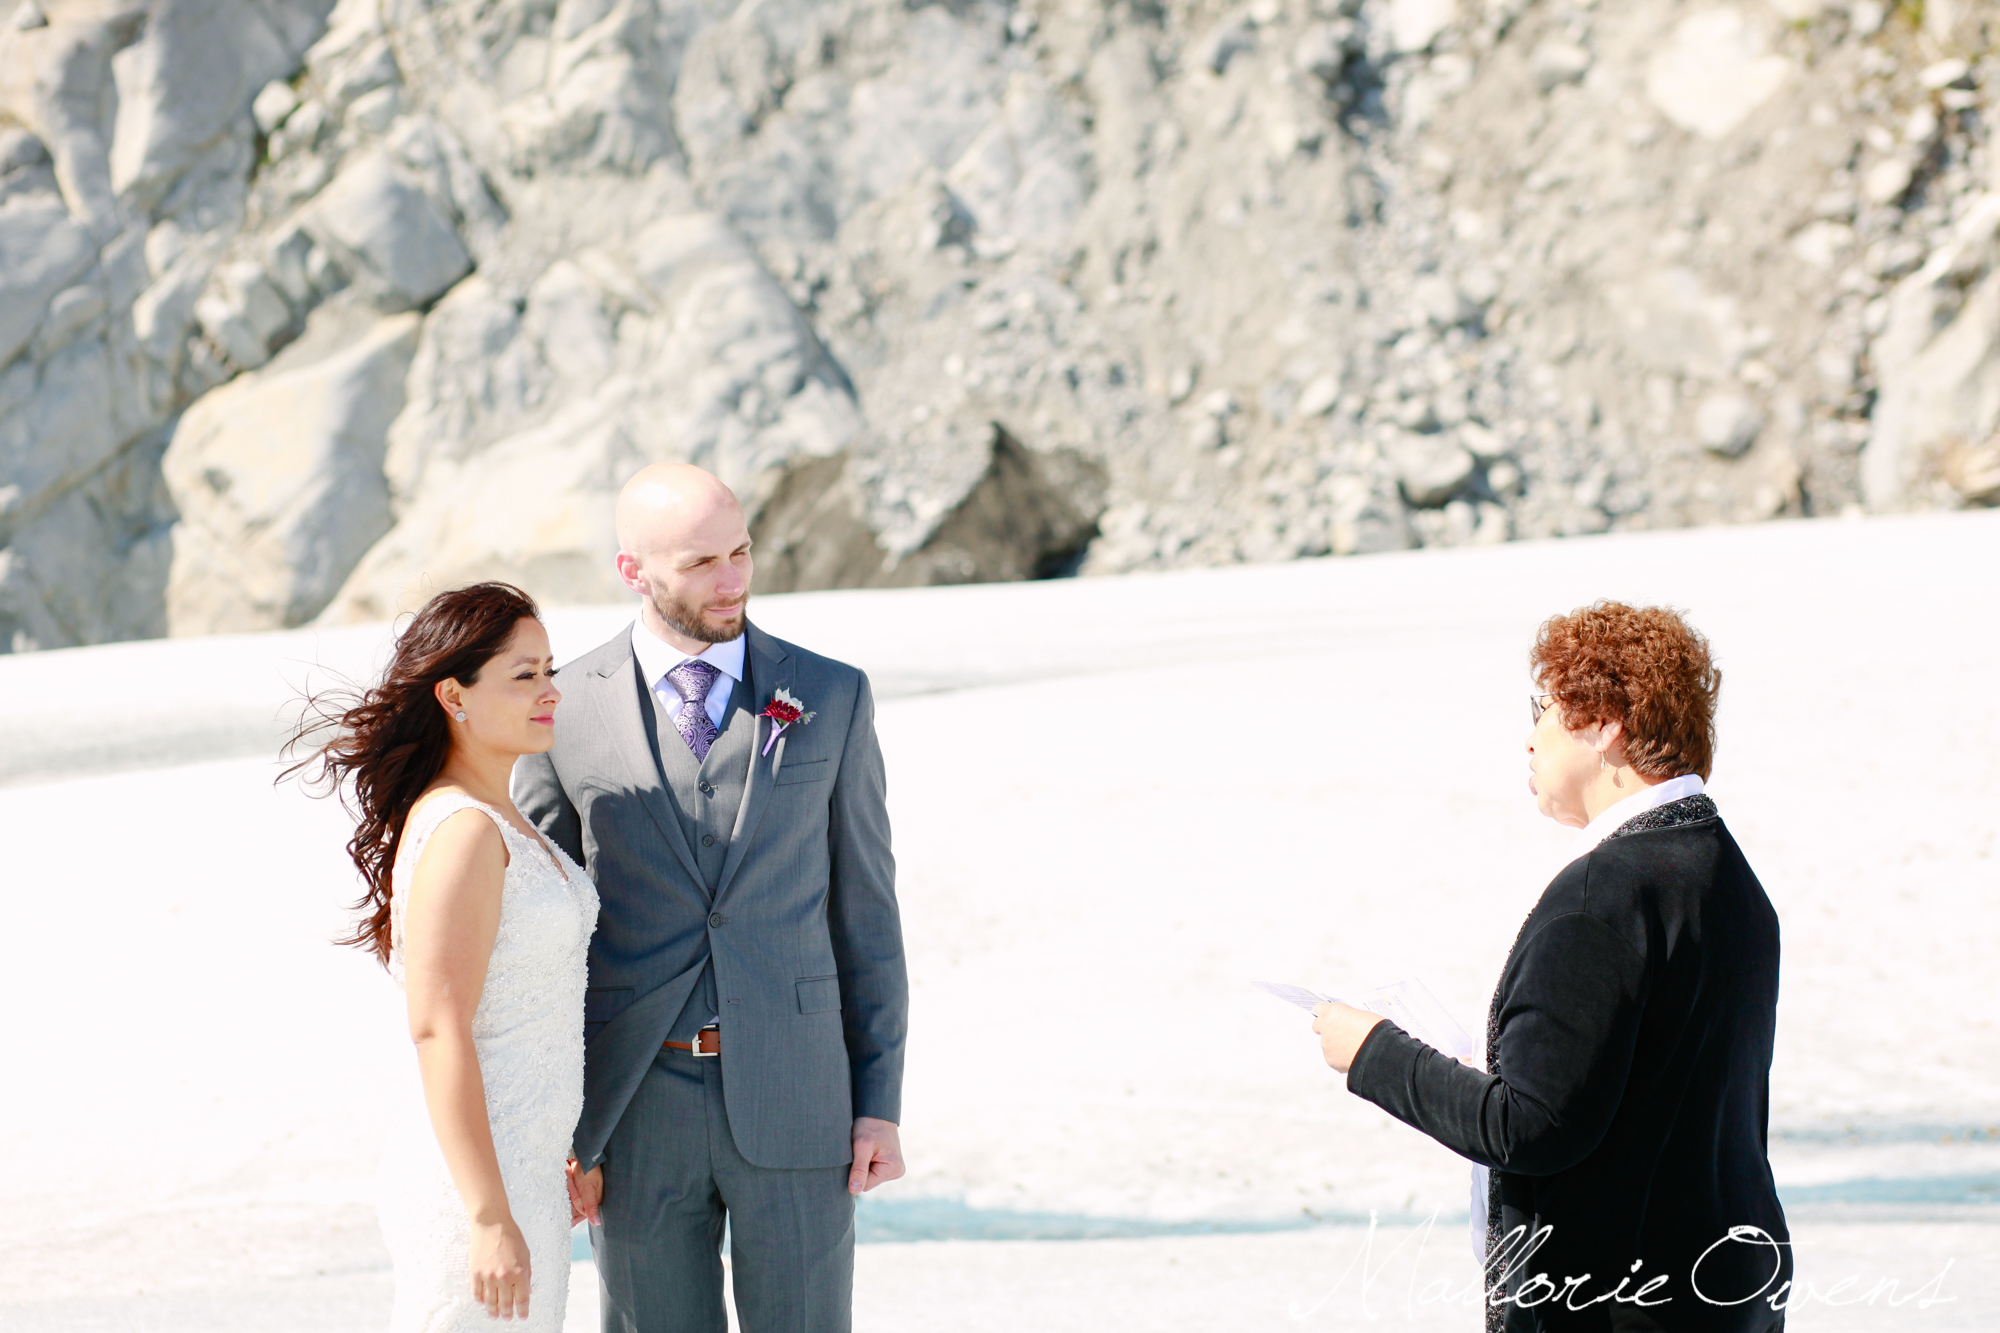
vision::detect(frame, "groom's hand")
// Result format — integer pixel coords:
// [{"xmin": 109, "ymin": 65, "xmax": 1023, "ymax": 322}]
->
[
  {"xmin": 849, "ymin": 1117, "xmax": 904, "ymax": 1194},
  {"xmin": 566, "ymin": 1159, "xmax": 603, "ymax": 1226}
]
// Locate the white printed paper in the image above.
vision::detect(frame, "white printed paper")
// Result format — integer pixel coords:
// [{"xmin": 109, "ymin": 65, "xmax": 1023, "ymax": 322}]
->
[
  {"xmin": 1253, "ymin": 976, "xmax": 1476, "ymax": 1062},
  {"xmin": 1252, "ymin": 981, "xmax": 1334, "ymax": 1012}
]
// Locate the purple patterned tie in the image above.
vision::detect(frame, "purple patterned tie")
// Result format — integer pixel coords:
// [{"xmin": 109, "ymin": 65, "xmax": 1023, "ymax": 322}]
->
[{"xmin": 665, "ymin": 660, "xmax": 722, "ymax": 761}]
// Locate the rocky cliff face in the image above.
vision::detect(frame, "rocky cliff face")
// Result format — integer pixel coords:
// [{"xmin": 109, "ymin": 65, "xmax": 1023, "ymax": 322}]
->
[{"xmin": 2, "ymin": 0, "xmax": 1996, "ymax": 649}]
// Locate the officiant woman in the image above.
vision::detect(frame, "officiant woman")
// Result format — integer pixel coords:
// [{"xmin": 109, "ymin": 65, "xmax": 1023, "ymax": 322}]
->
[{"xmin": 1312, "ymin": 602, "xmax": 1789, "ymax": 1333}]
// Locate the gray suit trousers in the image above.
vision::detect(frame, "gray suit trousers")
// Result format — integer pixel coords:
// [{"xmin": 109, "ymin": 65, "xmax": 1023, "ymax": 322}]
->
[{"xmin": 592, "ymin": 1047, "xmax": 854, "ymax": 1333}]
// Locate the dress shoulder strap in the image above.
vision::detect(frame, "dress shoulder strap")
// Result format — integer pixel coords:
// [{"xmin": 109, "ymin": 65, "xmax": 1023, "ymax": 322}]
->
[
  {"xmin": 398, "ymin": 790, "xmax": 508, "ymax": 875},
  {"xmin": 388, "ymin": 792, "xmax": 512, "ymax": 979}
]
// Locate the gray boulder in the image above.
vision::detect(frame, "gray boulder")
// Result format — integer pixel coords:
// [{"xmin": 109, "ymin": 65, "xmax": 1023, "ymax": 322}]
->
[
  {"xmin": 162, "ymin": 305, "xmax": 419, "ymax": 633},
  {"xmin": 754, "ymin": 425, "xmax": 1108, "ymax": 592},
  {"xmin": 107, "ymin": 0, "xmax": 320, "ymax": 216},
  {"xmin": 1385, "ymin": 429, "xmax": 1477, "ymax": 508},
  {"xmin": 1531, "ymin": 38, "xmax": 1592, "ymax": 94},
  {"xmin": 192, "ymin": 259, "xmax": 295, "ymax": 370},
  {"xmin": 307, "ymin": 150, "xmax": 470, "ymax": 311},
  {"xmin": 1328, "ymin": 473, "xmax": 1415, "ymax": 557},
  {"xmin": 1644, "ymin": 8, "xmax": 1791, "ymax": 141},
  {"xmin": 1865, "ymin": 198, "xmax": 2000, "ymax": 511},
  {"xmin": 0, "ymin": 194, "xmax": 97, "ymax": 366},
  {"xmin": 1695, "ymin": 393, "xmax": 1763, "ymax": 459}
]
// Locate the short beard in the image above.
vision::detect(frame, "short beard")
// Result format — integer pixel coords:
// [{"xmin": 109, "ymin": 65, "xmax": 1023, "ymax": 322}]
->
[{"xmin": 650, "ymin": 582, "xmax": 746, "ymax": 644}]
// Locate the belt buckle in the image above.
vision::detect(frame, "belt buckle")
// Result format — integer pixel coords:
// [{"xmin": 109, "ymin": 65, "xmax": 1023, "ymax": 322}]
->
[{"xmin": 692, "ymin": 1024, "xmax": 719, "ymax": 1058}]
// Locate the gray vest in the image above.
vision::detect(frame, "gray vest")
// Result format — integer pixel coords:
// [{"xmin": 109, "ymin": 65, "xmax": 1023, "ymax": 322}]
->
[{"xmin": 648, "ymin": 668, "xmax": 757, "ymax": 1040}]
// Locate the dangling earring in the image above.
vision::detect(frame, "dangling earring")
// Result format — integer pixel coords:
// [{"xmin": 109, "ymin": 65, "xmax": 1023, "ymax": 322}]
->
[{"xmin": 455, "ymin": 711, "xmax": 467, "ymax": 722}]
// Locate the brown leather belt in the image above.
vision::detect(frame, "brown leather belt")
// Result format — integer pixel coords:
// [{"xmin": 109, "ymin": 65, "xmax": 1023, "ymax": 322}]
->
[{"xmin": 664, "ymin": 1026, "xmax": 720, "ymax": 1057}]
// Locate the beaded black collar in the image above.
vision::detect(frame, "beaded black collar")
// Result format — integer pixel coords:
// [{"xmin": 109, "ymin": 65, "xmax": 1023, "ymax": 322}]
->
[{"xmin": 1601, "ymin": 792, "xmax": 1718, "ymax": 842}]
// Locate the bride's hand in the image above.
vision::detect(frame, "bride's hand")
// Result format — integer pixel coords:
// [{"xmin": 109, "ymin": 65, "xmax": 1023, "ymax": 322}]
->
[
  {"xmin": 566, "ymin": 1159, "xmax": 603, "ymax": 1226},
  {"xmin": 469, "ymin": 1215, "xmax": 532, "ymax": 1320}
]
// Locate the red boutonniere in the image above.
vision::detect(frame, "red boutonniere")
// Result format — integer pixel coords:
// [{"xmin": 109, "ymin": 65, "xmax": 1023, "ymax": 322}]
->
[{"xmin": 759, "ymin": 688, "xmax": 816, "ymax": 755}]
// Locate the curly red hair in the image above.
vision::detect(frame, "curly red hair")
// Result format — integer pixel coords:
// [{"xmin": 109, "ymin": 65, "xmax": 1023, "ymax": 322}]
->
[{"xmin": 1530, "ymin": 602, "xmax": 1721, "ymax": 781}]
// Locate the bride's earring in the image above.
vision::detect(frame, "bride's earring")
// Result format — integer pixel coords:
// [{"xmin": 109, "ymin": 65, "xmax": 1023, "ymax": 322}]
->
[{"xmin": 455, "ymin": 711, "xmax": 467, "ymax": 722}]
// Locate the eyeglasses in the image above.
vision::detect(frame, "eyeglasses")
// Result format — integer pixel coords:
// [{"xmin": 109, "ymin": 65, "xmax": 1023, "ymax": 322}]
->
[{"xmin": 1529, "ymin": 692, "xmax": 1556, "ymax": 725}]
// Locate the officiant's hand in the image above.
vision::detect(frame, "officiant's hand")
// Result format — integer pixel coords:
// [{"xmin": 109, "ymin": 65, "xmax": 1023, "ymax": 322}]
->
[
  {"xmin": 566, "ymin": 1160, "xmax": 603, "ymax": 1226},
  {"xmin": 849, "ymin": 1116, "xmax": 904, "ymax": 1194},
  {"xmin": 470, "ymin": 1214, "xmax": 532, "ymax": 1320},
  {"xmin": 1312, "ymin": 1002, "xmax": 1385, "ymax": 1073}
]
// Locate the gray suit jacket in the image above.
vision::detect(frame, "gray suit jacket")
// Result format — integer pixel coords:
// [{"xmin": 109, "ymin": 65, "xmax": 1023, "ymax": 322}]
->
[{"xmin": 514, "ymin": 621, "xmax": 907, "ymax": 1171}]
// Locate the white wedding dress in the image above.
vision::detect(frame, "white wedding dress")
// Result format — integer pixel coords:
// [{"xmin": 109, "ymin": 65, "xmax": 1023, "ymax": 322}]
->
[{"xmin": 377, "ymin": 792, "xmax": 599, "ymax": 1332}]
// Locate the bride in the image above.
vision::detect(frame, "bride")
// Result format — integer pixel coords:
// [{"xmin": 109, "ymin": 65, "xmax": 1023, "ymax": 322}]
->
[{"xmin": 290, "ymin": 582, "xmax": 599, "ymax": 1327}]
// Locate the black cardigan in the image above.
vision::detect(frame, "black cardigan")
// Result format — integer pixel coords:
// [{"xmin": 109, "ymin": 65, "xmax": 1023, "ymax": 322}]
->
[{"xmin": 1347, "ymin": 799, "xmax": 1790, "ymax": 1333}]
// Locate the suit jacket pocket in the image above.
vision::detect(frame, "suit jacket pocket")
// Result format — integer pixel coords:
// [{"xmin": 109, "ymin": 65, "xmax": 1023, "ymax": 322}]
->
[
  {"xmin": 773, "ymin": 757, "xmax": 830, "ymax": 786},
  {"xmin": 796, "ymin": 975, "xmax": 842, "ymax": 1014},
  {"xmin": 585, "ymin": 986, "xmax": 635, "ymax": 1037}
]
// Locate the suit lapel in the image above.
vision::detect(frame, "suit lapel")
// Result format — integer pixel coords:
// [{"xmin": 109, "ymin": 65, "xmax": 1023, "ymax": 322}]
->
[
  {"xmin": 597, "ymin": 645, "xmax": 706, "ymax": 888},
  {"xmin": 713, "ymin": 624, "xmax": 790, "ymax": 903}
]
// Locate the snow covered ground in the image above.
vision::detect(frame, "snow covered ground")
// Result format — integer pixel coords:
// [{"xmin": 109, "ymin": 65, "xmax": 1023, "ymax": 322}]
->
[{"xmin": 2, "ymin": 511, "xmax": 1995, "ymax": 1328}]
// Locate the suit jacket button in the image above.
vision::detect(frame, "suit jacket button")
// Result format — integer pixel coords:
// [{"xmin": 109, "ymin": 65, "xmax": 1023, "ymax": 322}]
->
[
  {"xmin": 708, "ymin": 912, "xmax": 724, "ymax": 928},
  {"xmin": 702, "ymin": 833, "xmax": 716, "ymax": 847},
  {"xmin": 699, "ymin": 781, "xmax": 713, "ymax": 795}
]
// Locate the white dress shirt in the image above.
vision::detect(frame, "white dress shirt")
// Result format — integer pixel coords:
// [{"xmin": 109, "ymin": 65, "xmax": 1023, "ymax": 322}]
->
[
  {"xmin": 630, "ymin": 616, "xmax": 746, "ymax": 731},
  {"xmin": 1578, "ymin": 772, "xmax": 1707, "ymax": 847}
]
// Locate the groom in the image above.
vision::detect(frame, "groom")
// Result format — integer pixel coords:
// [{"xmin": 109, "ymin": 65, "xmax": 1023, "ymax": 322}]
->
[{"xmin": 515, "ymin": 462, "xmax": 908, "ymax": 1332}]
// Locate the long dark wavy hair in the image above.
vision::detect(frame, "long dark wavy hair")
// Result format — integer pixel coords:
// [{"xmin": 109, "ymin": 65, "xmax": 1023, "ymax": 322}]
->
[{"xmin": 284, "ymin": 582, "xmax": 543, "ymax": 964}]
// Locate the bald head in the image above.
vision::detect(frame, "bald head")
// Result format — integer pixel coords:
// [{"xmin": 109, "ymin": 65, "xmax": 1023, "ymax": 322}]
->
[
  {"xmin": 614, "ymin": 464, "xmax": 754, "ymax": 651},
  {"xmin": 616, "ymin": 463, "xmax": 744, "ymax": 558}
]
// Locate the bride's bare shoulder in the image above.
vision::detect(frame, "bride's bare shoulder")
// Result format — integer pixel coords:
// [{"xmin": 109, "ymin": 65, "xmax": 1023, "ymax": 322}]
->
[
  {"xmin": 405, "ymin": 786, "xmax": 510, "ymax": 862},
  {"xmin": 408, "ymin": 781, "xmax": 472, "ymax": 817}
]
